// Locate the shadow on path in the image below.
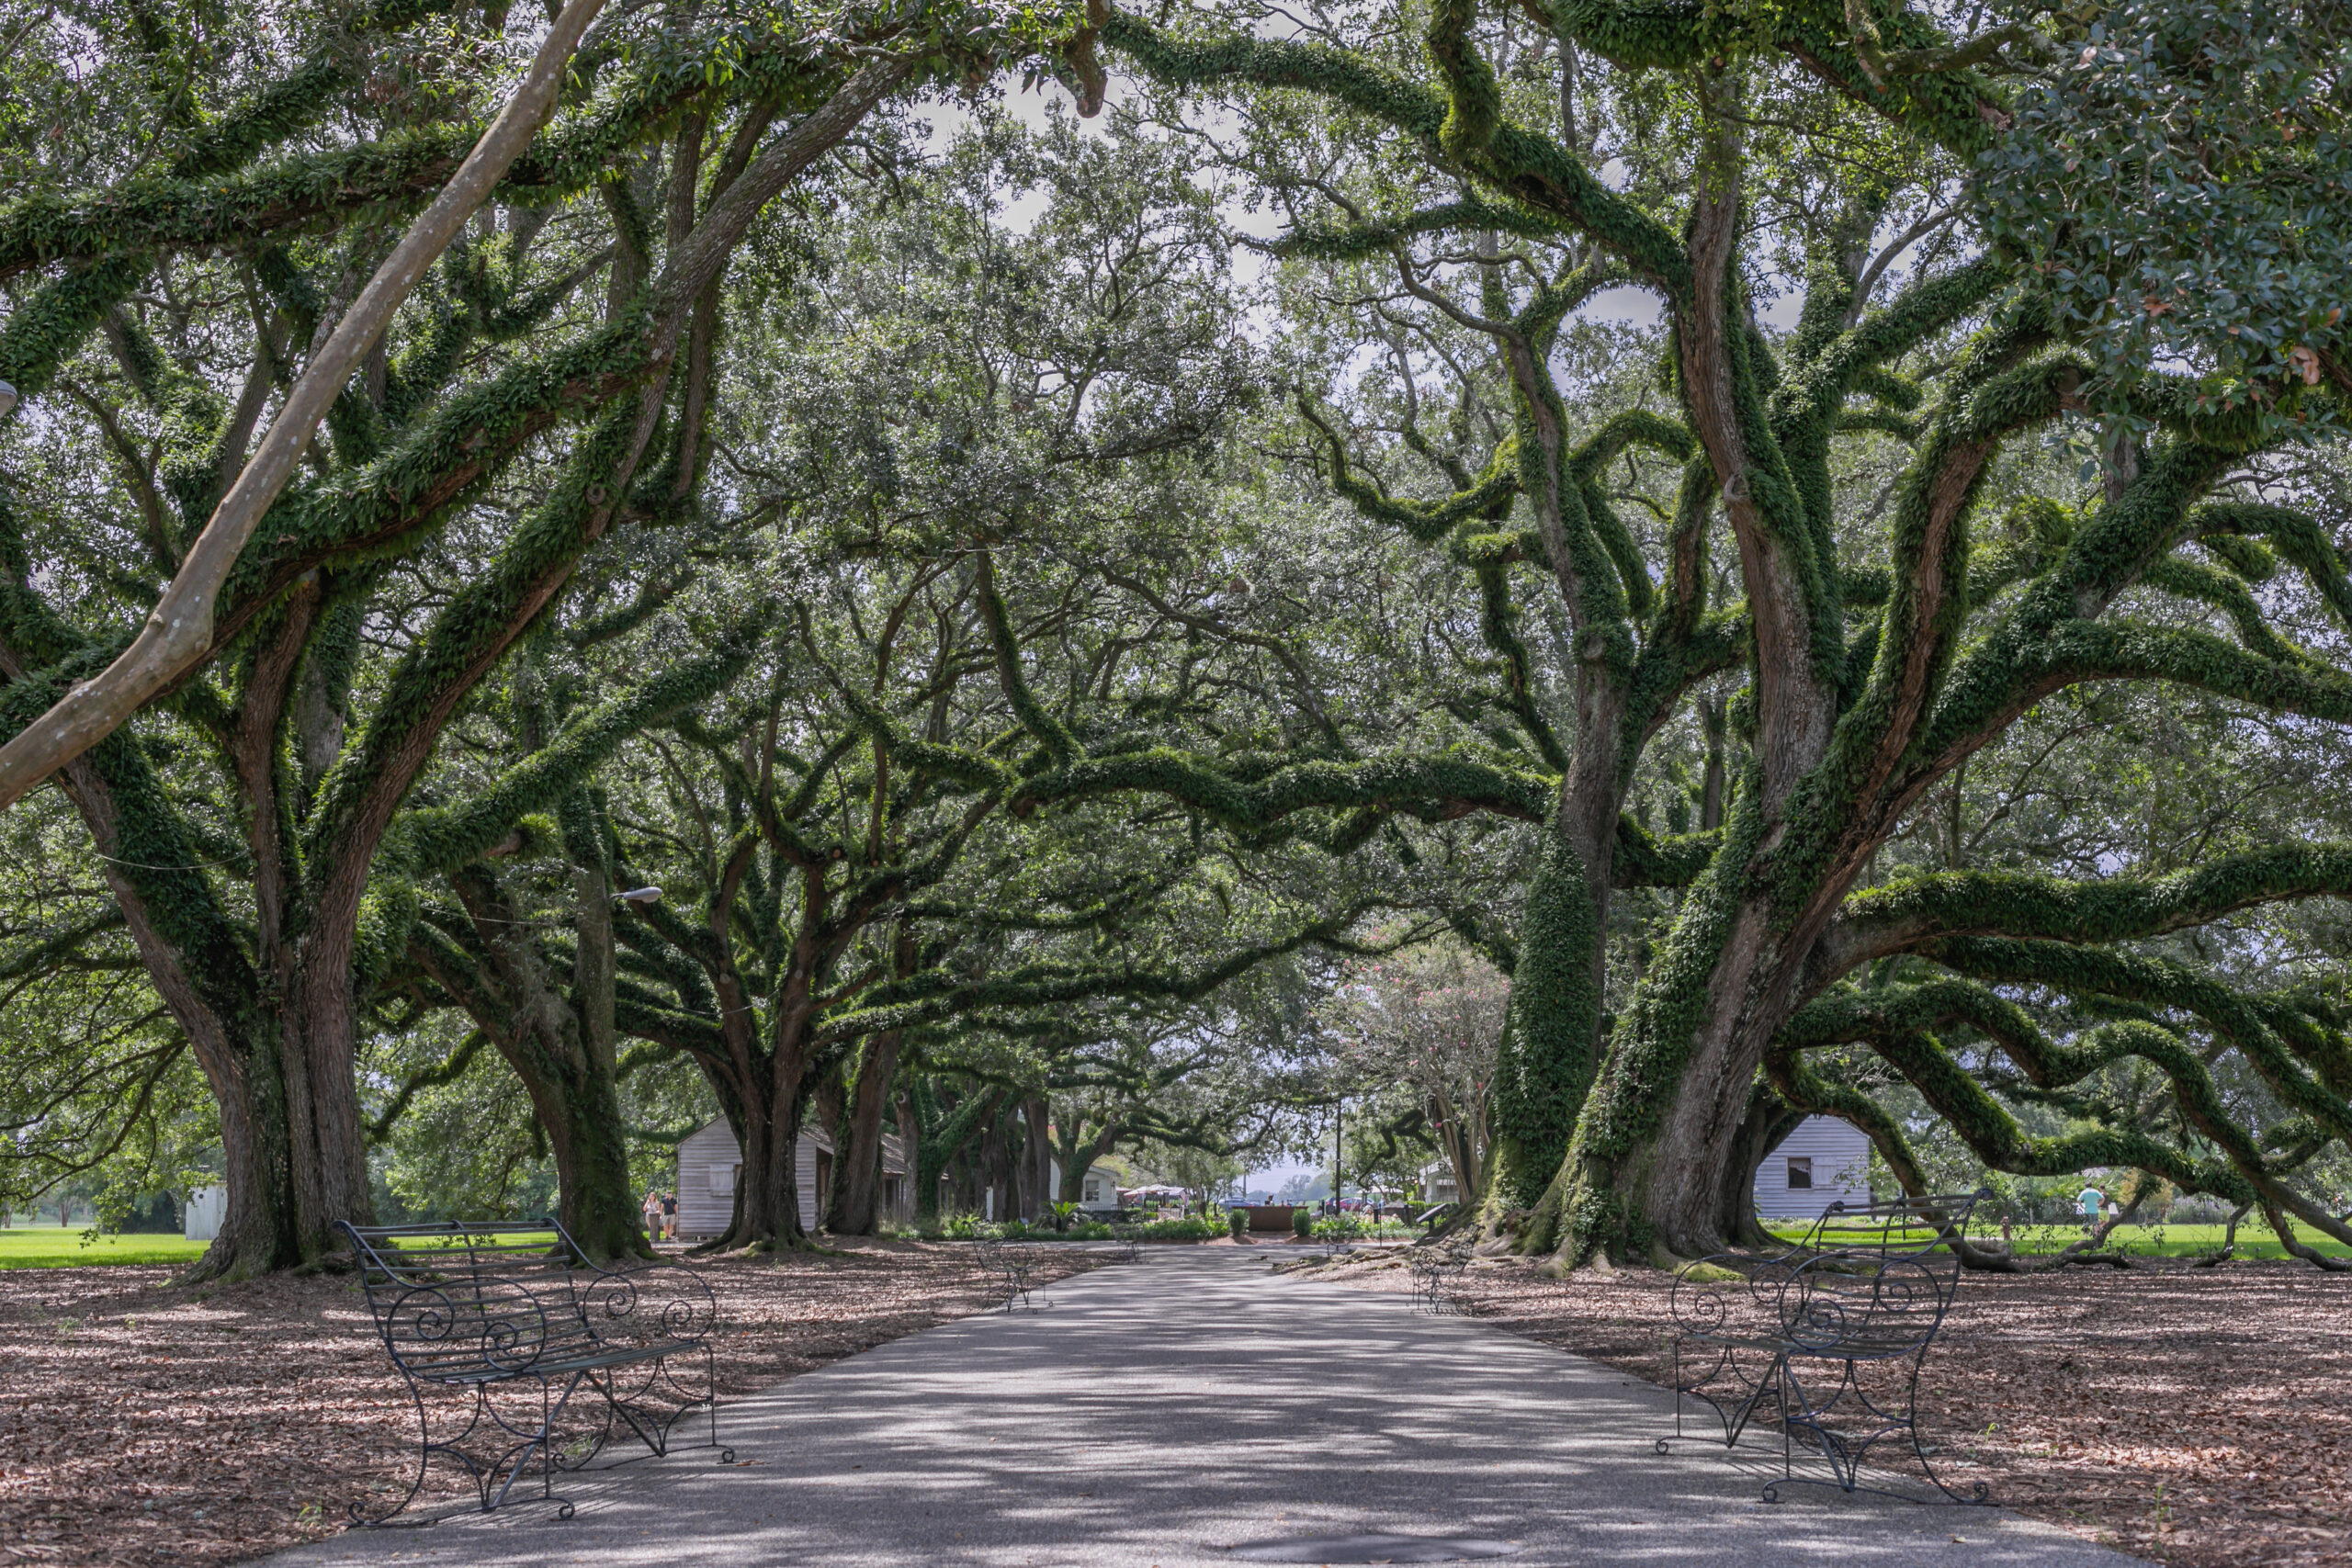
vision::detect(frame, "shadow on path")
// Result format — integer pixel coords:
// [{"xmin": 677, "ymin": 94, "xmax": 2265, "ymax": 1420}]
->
[{"xmin": 271, "ymin": 1249, "xmax": 2140, "ymax": 1567}]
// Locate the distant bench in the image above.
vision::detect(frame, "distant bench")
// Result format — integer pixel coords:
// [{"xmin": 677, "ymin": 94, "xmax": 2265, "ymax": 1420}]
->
[
  {"xmin": 969, "ymin": 1234, "xmax": 1047, "ymax": 1310},
  {"xmin": 1658, "ymin": 1190, "xmax": 1992, "ymax": 1505},
  {"xmin": 339, "ymin": 1219, "xmax": 730, "ymax": 1523},
  {"xmin": 1407, "ymin": 1250, "xmax": 1469, "ymax": 1314}
]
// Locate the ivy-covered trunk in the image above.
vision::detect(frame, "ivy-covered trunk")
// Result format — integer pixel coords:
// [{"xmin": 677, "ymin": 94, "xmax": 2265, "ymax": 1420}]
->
[
  {"xmin": 434, "ymin": 863, "xmax": 652, "ymax": 1260},
  {"xmin": 1541, "ymin": 130, "xmax": 1849, "ymax": 1265},
  {"xmin": 914, "ymin": 1083, "xmax": 996, "ymax": 1220},
  {"xmin": 1485, "ymin": 813, "xmax": 1612, "ymax": 1213},
  {"xmin": 1052, "ymin": 1115, "xmax": 1122, "ymax": 1205},
  {"xmin": 1479, "ymin": 306, "xmax": 1645, "ymax": 1221}
]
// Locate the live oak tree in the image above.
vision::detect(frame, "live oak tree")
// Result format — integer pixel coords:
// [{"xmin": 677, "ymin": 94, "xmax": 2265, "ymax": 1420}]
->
[
  {"xmin": 8, "ymin": 0, "xmax": 2352, "ymax": 1286},
  {"xmin": 0, "ymin": 0, "xmax": 1085, "ymax": 1276},
  {"xmin": 1094, "ymin": 0, "xmax": 2352, "ymax": 1267}
]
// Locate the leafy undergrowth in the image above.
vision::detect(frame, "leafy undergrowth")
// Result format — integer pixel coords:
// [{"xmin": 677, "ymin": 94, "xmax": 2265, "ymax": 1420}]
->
[
  {"xmin": 1323, "ymin": 1252, "xmax": 2351, "ymax": 1566},
  {"xmin": 0, "ymin": 1238, "xmax": 1100, "ymax": 1566}
]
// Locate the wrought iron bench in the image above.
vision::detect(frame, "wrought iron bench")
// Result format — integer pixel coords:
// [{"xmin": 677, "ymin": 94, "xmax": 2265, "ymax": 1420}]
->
[
  {"xmin": 968, "ymin": 1233, "xmax": 1046, "ymax": 1310},
  {"xmin": 1657, "ymin": 1190, "xmax": 1990, "ymax": 1505},
  {"xmin": 1408, "ymin": 1249, "xmax": 1470, "ymax": 1315},
  {"xmin": 337, "ymin": 1219, "xmax": 729, "ymax": 1524}
]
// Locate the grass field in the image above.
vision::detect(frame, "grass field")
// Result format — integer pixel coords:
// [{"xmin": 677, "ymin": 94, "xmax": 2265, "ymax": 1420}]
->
[
  {"xmin": 1768, "ymin": 1219, "xmax": 2351, "ymax": 1260},
  {"xmin": 0, "ymin": 1226, "xmax": 209, "ymax": 1269}
]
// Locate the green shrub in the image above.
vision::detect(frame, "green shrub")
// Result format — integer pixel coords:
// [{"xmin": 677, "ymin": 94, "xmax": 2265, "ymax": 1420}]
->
[
  {"xmin": 1292, "ymin": 1208, "xmax": 1313, "ymax": 1238},
  {"xmin": 1227, "ymin": 1207, "xmax": 1248, "ymax": 1238},
  {"xmin": 922, "ymin": 1213, "xmax": 1220, "ymax": 1244},
  {"xmin": 1132, "ymin": 1216, "xmax": 1222, "ymax": 1241}
]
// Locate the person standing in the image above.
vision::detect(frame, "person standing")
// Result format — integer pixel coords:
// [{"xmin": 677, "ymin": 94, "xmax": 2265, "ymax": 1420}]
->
[
  {"xmin": 2077, "ymin": 1183, "xmax": 2105, "ymax": 1233},
  {"xmin": 661, "ymin": 1190, "xmax": 678, "ymax": 1242},
  {"xmin": 642, "ymin": 1187, "xmax": 663, "ymax": 1240}
]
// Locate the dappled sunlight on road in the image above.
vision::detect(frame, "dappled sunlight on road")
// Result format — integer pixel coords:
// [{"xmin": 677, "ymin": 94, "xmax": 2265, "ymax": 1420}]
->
[{"xmin": 276, "ymin": 1250, "xmax": 2135, "ymax": 1568}]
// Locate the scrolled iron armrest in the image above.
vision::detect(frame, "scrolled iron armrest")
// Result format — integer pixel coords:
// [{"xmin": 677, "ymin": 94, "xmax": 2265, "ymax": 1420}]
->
[
  {"xmin": 1669, "ymin": 1252, "xmax": 1798, "ymax": 1339},
  {"xmin": 587, "ymin": 1261, "xmax": 718, "ymax": 1344},
  {"xmin": 384, "ymin": 1276, "xmax": 556, "ymax": 1375},
  {"xmin": 1777, "ymin": 1249, "xmax": 1942, "ymax": 1357}
]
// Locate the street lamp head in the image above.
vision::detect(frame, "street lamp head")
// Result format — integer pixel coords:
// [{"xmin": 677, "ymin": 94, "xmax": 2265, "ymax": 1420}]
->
[
  {"xmin": 615, "ymin": 886, "xmax": 663, "ymax": 904},
  {"xmin": 0, "ymin": 381, "xmax": 17, "ymax": 418}
]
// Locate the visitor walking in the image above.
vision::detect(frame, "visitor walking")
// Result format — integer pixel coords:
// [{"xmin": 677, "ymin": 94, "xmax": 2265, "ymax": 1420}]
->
[
  {"xmin": 2077, "ymin": 1183, "xmax": 2105, "ymax": 1233},
  {"xmin": 662, "ymin": 1190, "xmax": 678, "ymax": 1241},
  {"xmin": 642, "ymin": 1186, "xmax": 663, "ymax": 1240}
]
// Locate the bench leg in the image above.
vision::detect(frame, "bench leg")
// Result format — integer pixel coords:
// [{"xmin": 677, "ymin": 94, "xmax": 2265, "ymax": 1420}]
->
[
  {"xmin": 349, "ymin": 1378, "xmax": 439, "ymax": 1527},
  {"xmin": 1760, "ymin": 1354, "xmax": 1988, "ymax": 1506},
  {"xmin": 584, "ymin": 1349, "xmax": 731, "ymax": 1468},
  {"xmin": 485, "ymin": 1371, "xmax": 587, "ymax": 1518},
  {"xmin": 1657, "ymin": 1341, "xmax": 1683, "ymax": 1454},
  {"xmin": 1904, "ymin": 1357, "xmax": 1991, "ymax": 1505}
]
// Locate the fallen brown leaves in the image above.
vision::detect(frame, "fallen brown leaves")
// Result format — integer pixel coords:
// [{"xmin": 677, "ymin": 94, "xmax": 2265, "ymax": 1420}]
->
[
  {"xmin": 1326, "ymin": 1251, "xmax": 2352, "ymax": 1567},
  {"xmin": 0, "ymin": 1238, "xmax": 1097, "ymax": 1567}
]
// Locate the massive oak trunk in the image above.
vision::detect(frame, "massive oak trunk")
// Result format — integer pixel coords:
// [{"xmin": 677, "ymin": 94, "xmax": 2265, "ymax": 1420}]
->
[
  {"xmin": 52, "ymin": 743, "xmax": 311, "ymax": 1280},
  {"xmin": 1540, "ymin": 110, "xmax": 1847, "ymax": 1266}
]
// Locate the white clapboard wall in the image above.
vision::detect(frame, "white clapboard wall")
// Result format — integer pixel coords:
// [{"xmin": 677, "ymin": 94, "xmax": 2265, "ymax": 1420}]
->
[
  {"xmin": 673, "ymin": 1120, "xmax": 908, "ymax": 1238},
  {"xmin": 1751, "ymin": 1115, "xmax": 1872, "ymax": 1219}
]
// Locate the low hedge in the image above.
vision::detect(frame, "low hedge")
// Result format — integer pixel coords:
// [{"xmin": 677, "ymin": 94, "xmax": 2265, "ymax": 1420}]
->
[{"xmin": 924, "ymin": 1215, "xmax": 1227, "ymax": 1243}]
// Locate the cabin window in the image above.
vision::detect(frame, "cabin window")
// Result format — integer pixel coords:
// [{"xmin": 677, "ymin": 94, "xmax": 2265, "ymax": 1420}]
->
[
  {"xmin": 1785, "ymin": 1156, "xmax": 1813, "ymax": 1190},
  {"xmin": 1084, "ymin": 1179, "xmax": 1101, "ymax": 1201},
  {"xmin": 710, "ymin": 1163, "xmax": 738, "ymax": 1195}
]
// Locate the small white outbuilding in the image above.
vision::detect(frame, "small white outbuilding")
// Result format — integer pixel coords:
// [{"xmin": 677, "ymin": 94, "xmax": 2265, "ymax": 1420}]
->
[
  {"xmin": 673, "ymin": 1121, "xmax": 910, "ymax": 1238},
  {"xmin": 1751, "ymin": 1115, "xmax": 1872, "ymax": 1219},
  {"xmin": 1054, "ymin": 1162, "xmax": 1124, "ymax": 1212},
  {"xmin": 183, "ymin": 1185, "xmax": 226, "ymax": 1242}
]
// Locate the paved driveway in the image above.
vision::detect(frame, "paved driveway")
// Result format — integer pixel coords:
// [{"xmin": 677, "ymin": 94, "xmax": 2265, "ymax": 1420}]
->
[{"xmin": 273, "ymin": 1247, "xmax": 2137, "ymax": 1567}]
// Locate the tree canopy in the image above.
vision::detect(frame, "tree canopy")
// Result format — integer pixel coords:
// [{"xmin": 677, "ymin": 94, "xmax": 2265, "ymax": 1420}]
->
[{"xmin": 3, "ymin": 0, "xmax": 2350, "ymax": 1280}]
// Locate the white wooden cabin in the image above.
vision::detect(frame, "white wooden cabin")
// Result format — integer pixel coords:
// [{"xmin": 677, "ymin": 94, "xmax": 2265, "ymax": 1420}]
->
[
  {"xmin": 1418, "ymin": 1159, "xmax": 1459, "ymax": 1204},
  {"xmin": 1043, "ymin": 1160, "xmax": 1125, "ymax": 1212},
  {"xmin": 1752, "ymin": 1115, "xmax": 1872, "ymax": 1219},
  {"xmin": 673, "ymin": 1120, "xmax": 910, "ymax": 1238}
]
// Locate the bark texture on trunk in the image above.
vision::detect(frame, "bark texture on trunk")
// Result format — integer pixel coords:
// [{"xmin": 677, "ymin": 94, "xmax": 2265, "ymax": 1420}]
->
[
  {"xmin": 50, "ymin": 740, "xmax": 308, "ymax": 1280},
  {"xmin": 1021, "ymin": 1095, "xmax": 1052, "ymax": 1221},
  {"xmin": 424, "ymin": 862, "xmax": 653, "ymax": 1261},
  {"xmin": 826, "ymin": 1031, "xmax": 902, "ymax": 1235},
  {"xmin": 1539, "ymin": 96, "xmax": 1846, "ymax": 1266}
]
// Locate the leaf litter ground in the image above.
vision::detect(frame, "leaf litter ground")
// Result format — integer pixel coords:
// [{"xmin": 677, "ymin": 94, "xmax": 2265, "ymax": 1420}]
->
[
  {"xmin": 1318, "ymin": 1250, "xmax": 2350, "ymax": 1566},
  {"xmin": 0, "ymin": 1237, "xmax": 1100, "ymax": 1565}
]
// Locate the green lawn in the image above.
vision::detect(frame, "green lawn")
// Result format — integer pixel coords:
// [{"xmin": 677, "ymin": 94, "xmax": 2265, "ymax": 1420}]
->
[
  {"xmin": 1767, "ymin": 1220, "xmax": 2350, "ymax": 1260},
  {"xmin": 0, "ymin": 1226, "xmax": 209, "ymax": 1269}
]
